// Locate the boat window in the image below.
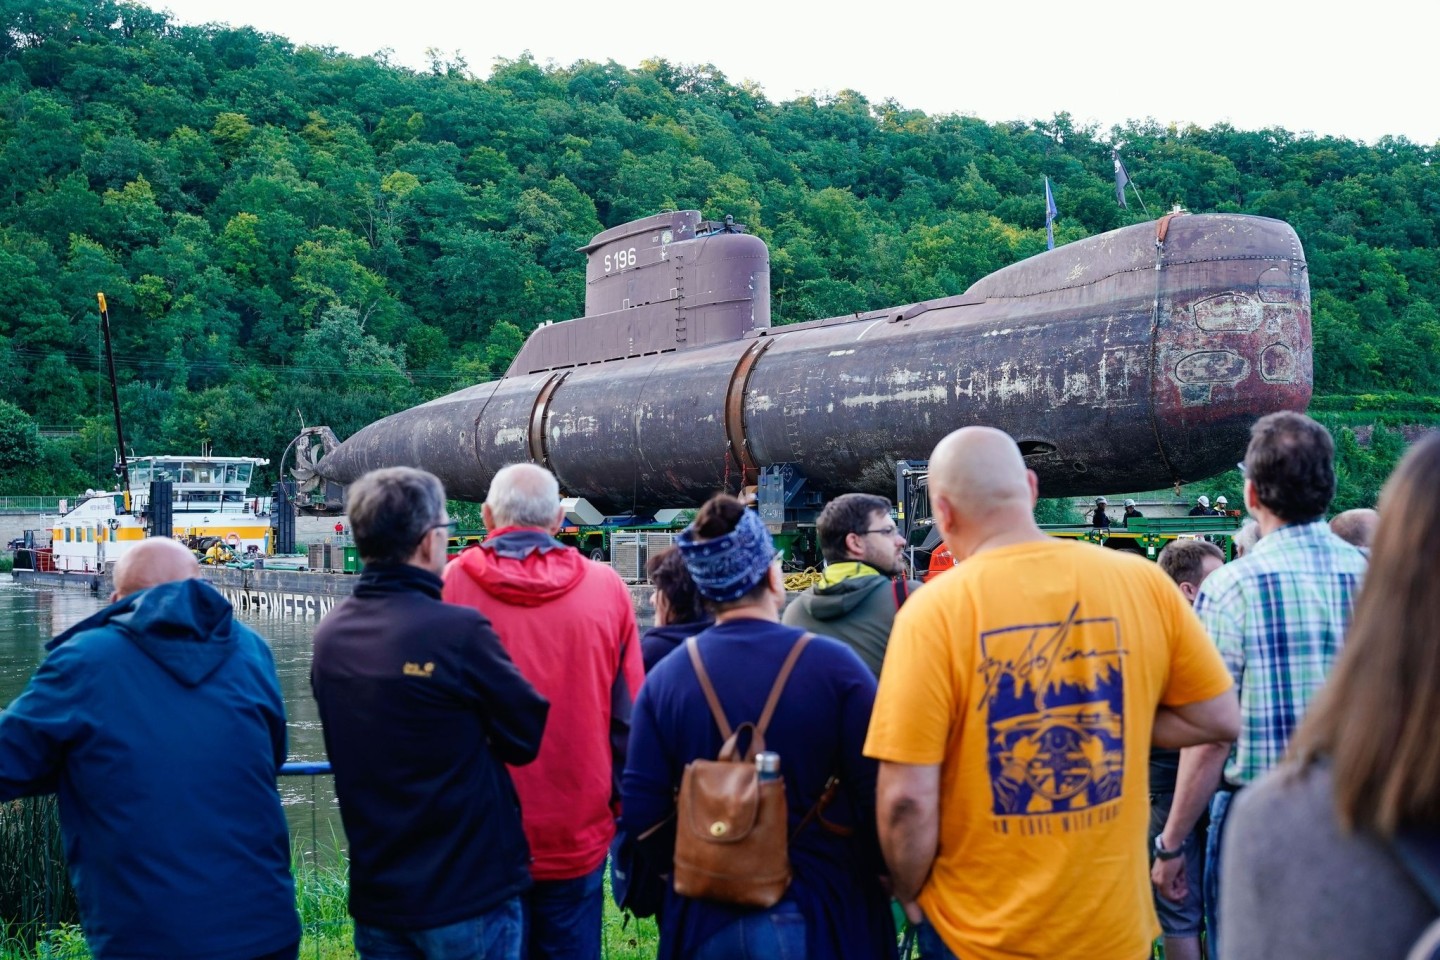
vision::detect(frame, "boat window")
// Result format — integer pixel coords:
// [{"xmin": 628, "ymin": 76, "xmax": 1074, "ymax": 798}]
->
[
  {"xmin": 236, "ymin": 463, "xmax": 253, "ymax": 483},
  {"xmin": 188, "ymin": 463, "xmax": 212, "ymax": 484},
  {"xmin": 221, "ymin": 464, "xmax": 238, "ymax": 484},
  {"xmin": 132, "ymin": 465, "xmax": 150, "ymax": 484}
]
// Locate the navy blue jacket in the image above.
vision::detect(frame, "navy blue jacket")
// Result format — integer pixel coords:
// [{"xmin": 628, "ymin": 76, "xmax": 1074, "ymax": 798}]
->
[
  {"xmin": 0, "ymin": 578, "xmax": 300, "ymax": 960},
  {"xmin": 312, "ymin": 562, "xmax": 549, "ymax": 930}
]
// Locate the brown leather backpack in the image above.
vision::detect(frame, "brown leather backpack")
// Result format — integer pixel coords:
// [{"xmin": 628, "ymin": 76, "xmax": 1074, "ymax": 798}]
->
[{"xmin": 671, "ymin": 633, "xmax": 813, "ymax": 908}]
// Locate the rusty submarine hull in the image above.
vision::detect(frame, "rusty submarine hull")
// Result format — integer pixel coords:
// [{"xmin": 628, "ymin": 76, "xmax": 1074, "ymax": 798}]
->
[{"xmin": 308, "ymin": 209, "xmax": 1311, "ymax": 512}]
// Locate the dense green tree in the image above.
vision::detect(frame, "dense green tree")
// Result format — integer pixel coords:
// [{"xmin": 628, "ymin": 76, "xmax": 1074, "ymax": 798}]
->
[{"xmin": 0, "ymin": 0, "xmax": 1435, "ymax": 499}]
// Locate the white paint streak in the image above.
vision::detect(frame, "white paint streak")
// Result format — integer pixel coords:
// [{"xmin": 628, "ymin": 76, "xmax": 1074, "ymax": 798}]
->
[
  {"xmin": 840, "ymin": 385, "xmax": 948, "ymax": 408},
  {"xmin": 494, "ymin": 427, "xmax": 526, "ymax": 446}
]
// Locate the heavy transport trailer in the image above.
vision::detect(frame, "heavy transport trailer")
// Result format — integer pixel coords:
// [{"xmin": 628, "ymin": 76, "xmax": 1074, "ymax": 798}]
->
[{"xmin": 895, "ymin": 458, "xmax": 1243, "ymax": 579}]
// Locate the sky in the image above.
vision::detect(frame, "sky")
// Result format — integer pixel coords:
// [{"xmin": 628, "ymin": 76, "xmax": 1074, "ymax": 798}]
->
[{"xmin": 151, "ymin": 0, "xmax": 1436, "ymax": 147}]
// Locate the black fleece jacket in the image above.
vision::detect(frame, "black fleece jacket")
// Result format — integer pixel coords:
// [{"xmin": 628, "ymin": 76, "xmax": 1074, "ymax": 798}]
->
[{"xmin": 312, "ymin": 562, "xmax": 549, "ymax": 929}]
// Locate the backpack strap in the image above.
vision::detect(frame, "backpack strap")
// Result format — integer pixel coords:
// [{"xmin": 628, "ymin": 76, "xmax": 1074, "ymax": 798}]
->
[
  {"xmin": 754, "ymin": 632, "xmax": 814, "ymax": 740},
  {"xmin": 686, "ymin": 636, "xmax": 732, "ymax": 742},
  {"xmin": 892, "ymin": 577, "xmax": 910, "ymax": 609},
  {"xmin": 687, "ymin": 632, "xmax": 814, "ymax": 759}
]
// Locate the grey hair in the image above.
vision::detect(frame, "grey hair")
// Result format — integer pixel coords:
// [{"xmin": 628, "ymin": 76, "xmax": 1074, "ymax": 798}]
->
[
  {"xmin": 1232, "ymin": 518, "xmax": 1261, "ymax": 557},
  {"xmin": 347, "ymin": 467, "xmax": 447, "ymax": 565},
  {"xmin": 486, "ymin": 463, "xmax": 562, "ymax": 529}
]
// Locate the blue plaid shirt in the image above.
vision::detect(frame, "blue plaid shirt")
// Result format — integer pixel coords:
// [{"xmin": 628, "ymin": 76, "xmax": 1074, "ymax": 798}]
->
[{"xmin": 1193, "ymin": 520, "xmax": 1367, "ymax": 785}]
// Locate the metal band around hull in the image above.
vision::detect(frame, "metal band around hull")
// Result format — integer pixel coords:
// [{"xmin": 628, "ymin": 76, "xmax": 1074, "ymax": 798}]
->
[
  {"xmin": 724, "ymin": 337, "xmax": 774, "ymax": 483},
  {"xmin": 528, "ymin": 372, "xmax": 569, "ymax": 468}
]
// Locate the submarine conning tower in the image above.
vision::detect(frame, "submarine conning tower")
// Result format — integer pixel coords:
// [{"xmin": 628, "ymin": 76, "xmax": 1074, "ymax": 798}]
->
[{"xmin": 505, "ymin": 210, "xmax": 771, "ymax": 375}]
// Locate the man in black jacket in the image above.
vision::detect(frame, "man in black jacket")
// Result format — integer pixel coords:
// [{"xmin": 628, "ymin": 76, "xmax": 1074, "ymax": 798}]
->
[{"xmin": 313, "ymin": 467, "xmax": 549, "ymax": 960}]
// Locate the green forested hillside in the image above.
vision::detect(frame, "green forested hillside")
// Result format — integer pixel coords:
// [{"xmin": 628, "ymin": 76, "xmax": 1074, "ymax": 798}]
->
[{"xmin": 1, "ymin": 0, "xmax": 1437, "ymax": 497}]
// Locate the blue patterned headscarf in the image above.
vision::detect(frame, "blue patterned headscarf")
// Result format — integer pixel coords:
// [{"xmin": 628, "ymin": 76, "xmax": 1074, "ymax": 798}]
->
[{"xmin": 676, "ymin": 507, "xmax": 778, "ymax": 602}]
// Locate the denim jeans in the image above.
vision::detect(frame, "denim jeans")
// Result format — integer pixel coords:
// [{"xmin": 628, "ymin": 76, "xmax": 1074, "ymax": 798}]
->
[
  {"xmin": 522, "ymin": 864, "xmax": 604, "ymax": 960},
  {"xmin": 354, "ymin": 897, "xmax": 523, "ymax": 960},
  {"xmin": 1204, "ymin": 788, "xmax": 1238, "ymax": 960},
  {"xmin": 691, "ymin": 899, "xmax": 806, "ymax": 960},
  {"xmin": 916, "ymin": 920, "xmax": 959, "ymax": 960}
]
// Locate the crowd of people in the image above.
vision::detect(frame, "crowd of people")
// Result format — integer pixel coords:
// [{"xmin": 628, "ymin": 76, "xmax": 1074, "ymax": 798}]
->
[{"xmin": 0, "ymin": 409, "xmax": 1435, "ymax": 960}]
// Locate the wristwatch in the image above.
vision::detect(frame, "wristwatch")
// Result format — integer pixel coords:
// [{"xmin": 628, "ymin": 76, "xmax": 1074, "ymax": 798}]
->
[{"xmin": 1154, "ymin": 835, "xmax": 1184, "ymax": 861}]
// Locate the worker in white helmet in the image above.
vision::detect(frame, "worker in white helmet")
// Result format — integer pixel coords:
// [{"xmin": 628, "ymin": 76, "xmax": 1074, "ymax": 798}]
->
[
  {"xmin": 1214, "ymin": 495, "xmax": 1229, "ymax": 515},
  {"xmin": 1090, "ymin": 496, "xmax": 1111, "ymax": 528},
  {"xmin": 1122, "ymin": 498, "xmax": 1144, "ymax": 528},
  {"xmin": 1189, "ymin": 495, "xmax": 1213, "ymax": 517}
]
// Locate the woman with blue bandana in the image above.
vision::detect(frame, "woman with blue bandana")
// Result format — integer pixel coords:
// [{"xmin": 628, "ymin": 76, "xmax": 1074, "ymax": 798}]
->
[{"xmin": 621, "ymin": 494, "xmax": 897, "ymax": 960}]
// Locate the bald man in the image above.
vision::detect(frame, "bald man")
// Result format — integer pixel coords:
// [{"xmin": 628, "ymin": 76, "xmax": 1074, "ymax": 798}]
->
[
  {"xmin": 1329, "ymin": 508, "xmax": 1378, "ymax": 549},
  {"xmin": 864, "ymin": 427, "xmax": 1240, "ymax": 960},
  {"xmin": 110, "ymin": 536, "xmax": 200, "ymax": 600},
  {"xmin": 0, "ymin": 538, "xmax": 300, "ymax": 960}
]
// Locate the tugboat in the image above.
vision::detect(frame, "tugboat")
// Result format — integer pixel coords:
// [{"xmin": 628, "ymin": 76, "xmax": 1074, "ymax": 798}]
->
[
  {"xmin": 11, "ymin": 295, "xmax": 272, "ymax": 590},
  {"xmin": 13, "ymin": 455, "xmax": 273, "ymax": 588}
]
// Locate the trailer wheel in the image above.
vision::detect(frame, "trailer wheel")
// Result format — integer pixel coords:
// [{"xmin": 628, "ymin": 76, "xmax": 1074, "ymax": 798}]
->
[{"xmin": 589, "ymin": 546, "xmax": 606, "ymax": 562}]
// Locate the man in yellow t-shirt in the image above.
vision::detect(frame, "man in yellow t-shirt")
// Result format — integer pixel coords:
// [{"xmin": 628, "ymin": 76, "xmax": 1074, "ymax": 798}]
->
[{"xmin": 865, "ymin": 427, "xmax": 1240, "ymax": 960}]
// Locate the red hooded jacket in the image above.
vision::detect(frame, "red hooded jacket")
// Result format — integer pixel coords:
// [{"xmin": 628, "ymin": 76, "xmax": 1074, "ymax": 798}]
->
[{"xmin": 443, "ymin": 527, "xmax": 644, "ymax": 881}]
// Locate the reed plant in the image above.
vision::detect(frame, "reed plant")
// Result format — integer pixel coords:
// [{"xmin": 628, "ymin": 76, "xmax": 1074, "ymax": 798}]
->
[{"xmin": 0, "ymin": 797, "xmax": 77, "ymax": 950}]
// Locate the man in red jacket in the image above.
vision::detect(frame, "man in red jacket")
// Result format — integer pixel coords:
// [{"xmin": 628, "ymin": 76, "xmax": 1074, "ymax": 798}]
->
[{"xmin": 443, "ymin": 463, "xmax": 644, "ymax": 960}]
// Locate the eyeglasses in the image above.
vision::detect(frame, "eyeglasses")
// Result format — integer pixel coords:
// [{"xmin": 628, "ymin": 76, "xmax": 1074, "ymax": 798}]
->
[
  {"xmin": 420, "ymin": 520, "xmax": 458, "ymax": 545},
  {"xmin": 862, "ymin": 526, "xmax": 900, "ymax": 537}
]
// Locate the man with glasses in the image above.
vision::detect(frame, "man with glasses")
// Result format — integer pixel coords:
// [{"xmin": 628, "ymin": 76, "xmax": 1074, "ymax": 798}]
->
[
  {"xmin": 783, "ymin": 492, "xmax": 922, "ymax": 677},
  {"xmin": 313, "ymin": 466, "xmax": 549, "ymax": 960},
  {"xmin": 1151, "ymin": 413, "xmax": 1368, "ymax": 958}
]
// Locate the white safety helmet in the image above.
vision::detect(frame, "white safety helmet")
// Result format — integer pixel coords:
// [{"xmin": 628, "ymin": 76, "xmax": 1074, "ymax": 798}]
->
[
  {"xmin": 1095, "ymin": 496, "xmax": 1107, "ymax": 504},
  {"xmin": 1215, "ymin": 495, "xmax": 1228, "ymax": 506},
  {"xmin": 1124, "ymin": 499, "xmax": 1137, "ymax": 508},
  {"xmin": 1198, "ymin": 495, "xmax": 1211, "ymax": 507}
]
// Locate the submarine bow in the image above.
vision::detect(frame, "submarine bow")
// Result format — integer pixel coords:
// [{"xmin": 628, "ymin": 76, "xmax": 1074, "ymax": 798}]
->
[{"xmin": 314, "ymin": 210, "xmax": 1310, "ymax": 512}]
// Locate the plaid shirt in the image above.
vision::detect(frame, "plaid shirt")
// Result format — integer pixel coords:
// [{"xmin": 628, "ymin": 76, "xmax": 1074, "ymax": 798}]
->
[{"xmin": 1193, "ymin": 520, "xmax": 1367, "ymax": 785}]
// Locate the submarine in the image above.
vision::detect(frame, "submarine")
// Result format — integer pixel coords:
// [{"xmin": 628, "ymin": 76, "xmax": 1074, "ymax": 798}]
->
[{"xmin": 301, "ymin": 208, "xmax": 1311, "ymax": 513}]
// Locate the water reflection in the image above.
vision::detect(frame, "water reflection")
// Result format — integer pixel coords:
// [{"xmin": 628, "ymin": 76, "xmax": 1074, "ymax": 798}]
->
[{"xmin": 0, "ymin": 579, "xmax": 341, "ymax": 848}]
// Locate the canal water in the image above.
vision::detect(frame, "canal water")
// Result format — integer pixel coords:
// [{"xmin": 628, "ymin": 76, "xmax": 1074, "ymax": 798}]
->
[{"xmin": 0, "ymin": 578, "xmax": 340, "ymax": 849}]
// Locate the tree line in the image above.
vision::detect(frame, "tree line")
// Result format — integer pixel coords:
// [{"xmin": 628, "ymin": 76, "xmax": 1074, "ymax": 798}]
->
[{"xmin": 0, "ymin": 0, "xmax": 1436, "ymax": 505}]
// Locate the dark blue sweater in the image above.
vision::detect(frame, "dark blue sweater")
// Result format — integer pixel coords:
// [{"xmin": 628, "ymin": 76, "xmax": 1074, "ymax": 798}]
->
[
  {"xmin": 0, "ymin": 579, "xmax": 300, "ymax": 960},
  {"xmin": 640, "ymin": 619, "xmax": 715, "ymax": 672},
  {"xmin": 312, "ymin": 562, "xmax": 549, "ymax": 929},
  {"xmin": 622, "ymin": 618, "xmax": 895, "ymax": 960}
]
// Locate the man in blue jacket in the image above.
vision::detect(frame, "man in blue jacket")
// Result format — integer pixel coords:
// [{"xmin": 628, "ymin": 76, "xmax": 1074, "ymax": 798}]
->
[
  {"xmin": 313, "ymin": 466, "xmax": 550, "ymax": 960},
  {"xmin": 0, "ymin": 537, "xmax": 301, "ymax": 960}
]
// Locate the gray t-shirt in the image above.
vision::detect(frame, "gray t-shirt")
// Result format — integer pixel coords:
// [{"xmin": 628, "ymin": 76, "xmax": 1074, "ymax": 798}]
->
[{"xmin": 1221, "ymin": 762, "xmax": 1437, "ymax": 959}]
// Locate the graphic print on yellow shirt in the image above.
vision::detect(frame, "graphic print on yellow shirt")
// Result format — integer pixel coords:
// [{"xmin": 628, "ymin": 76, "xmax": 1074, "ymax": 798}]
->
[{"xmin": 982, "ymin": 601, "xmax": 1126, "ymax": 822}]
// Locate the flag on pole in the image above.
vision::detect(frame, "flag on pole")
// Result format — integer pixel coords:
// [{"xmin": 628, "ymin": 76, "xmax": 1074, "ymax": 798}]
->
[
  {"xmin": 1113, "ymin": 152, "xmax": 1131, "ymax": 209},
  {"xmin": 1044, "ymin": 177, "xmax": 1058, "ymax": 250}
]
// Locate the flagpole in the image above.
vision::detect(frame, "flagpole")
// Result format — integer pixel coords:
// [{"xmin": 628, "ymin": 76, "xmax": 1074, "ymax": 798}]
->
[
  {"xmin": 1044, "ymin": 176, "xmax": 1057, "ymax": 251},
  {"xmin": 1127, "ymin": 181, "xmax": 1149, "ymax": 216}
]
